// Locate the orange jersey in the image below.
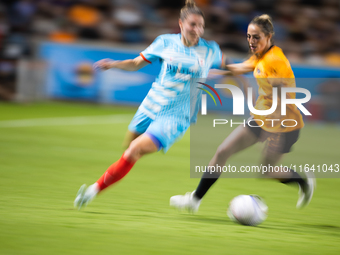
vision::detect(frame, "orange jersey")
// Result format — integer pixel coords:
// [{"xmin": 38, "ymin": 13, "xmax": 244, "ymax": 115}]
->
[{"xmin": 244, "ymin": 46, "xmax": 304, "ymax": 132}]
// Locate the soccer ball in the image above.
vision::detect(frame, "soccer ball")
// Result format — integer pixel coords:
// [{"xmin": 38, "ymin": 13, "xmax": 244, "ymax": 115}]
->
[{"xmin": 227, "ymin": 195, "xmax": 268, "ymax": 226}]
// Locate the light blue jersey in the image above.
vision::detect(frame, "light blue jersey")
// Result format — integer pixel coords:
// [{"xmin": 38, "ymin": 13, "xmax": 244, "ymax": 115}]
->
[{"xmin": 128, "ymin": 34, "xmax": 223, "ymax": 152}]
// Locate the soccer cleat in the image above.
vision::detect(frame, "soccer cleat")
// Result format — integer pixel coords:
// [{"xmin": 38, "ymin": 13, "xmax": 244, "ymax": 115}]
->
[
  {"xmin": 296, "ymin": 172, "xmax": 316, "ymax": 209},
  {"xmin": 170, "ymin": 191, "xmax": 201, "ymax": 213},
  {"xmin": 75, "ymin": 183, "xmax": 99, "ymax": 210},
  {"xmin": 74, "ymin": 184, "xmax": 86, "ymax": 209}
]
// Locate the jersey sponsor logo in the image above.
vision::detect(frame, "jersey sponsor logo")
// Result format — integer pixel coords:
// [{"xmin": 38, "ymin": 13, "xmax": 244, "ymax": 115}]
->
[{"xmin": 166, "ymin": 63, "xmax": 199, "ymax": 76}]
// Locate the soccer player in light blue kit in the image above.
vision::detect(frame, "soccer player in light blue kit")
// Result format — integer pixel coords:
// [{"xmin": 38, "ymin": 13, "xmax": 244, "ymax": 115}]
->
[{"xmin": 74, "ymin": 0, "xmax": 225, "ymax": 209}]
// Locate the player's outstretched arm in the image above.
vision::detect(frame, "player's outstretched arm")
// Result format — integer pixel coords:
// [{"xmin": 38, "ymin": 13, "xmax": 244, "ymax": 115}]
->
[
  {"xmin": 94, "ymin": 56, "xmax": 149, "ymax": 72},
  {"xmin": 225, "ymin": 62, "xmax": 255, "ymax": 75},
  {"xmin": 208, "ymin": 62, "xmax": 255, "ymax": 78}
]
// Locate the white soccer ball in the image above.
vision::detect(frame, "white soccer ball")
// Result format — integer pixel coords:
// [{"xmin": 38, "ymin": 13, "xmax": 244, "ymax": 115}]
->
[{"xmin": 227, "ymin": 195, "xmax": 268, "ymax": 226}]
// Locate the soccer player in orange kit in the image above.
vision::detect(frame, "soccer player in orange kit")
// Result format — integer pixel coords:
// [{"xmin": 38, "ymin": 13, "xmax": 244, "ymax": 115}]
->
[{"xmin": 170, "ymin": 14, "xmax": 315, "ymax": 213}]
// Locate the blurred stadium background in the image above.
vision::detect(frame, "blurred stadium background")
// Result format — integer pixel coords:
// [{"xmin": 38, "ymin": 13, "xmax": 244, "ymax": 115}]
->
[
  {"xmin": 0, "ymin": 1, "xmax": 340, "ymax": 255},
  {"xmin": 0, "ymin": 0, "xmax": 339, "ymax": 114}
]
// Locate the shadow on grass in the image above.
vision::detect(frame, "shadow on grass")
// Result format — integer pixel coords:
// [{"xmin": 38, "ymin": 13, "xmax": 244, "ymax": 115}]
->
[
  {"xmin": 298, "ymin": 223, "xmax": 340, "ymax": 234},
  {"xmin": 176, "ymin": 215, "xmax": 278, "ymax": 229},
  {"xmin": 183, "ymin": 216, "xmax": 340, "ymax": 232},
  {"xmin": 178, "ymin": 215, "xmax": 233, "ymax": 225},
  {"xmin": 63, "ymin": 208, "xmax": 109, "ymax": 214},
  {"xmin": 83, "ymin": 211, "xmax": 109, "ymax": 215},
  {"xmin": 257, "ymin": 222, "xmax": 340, "ymax": 235}
]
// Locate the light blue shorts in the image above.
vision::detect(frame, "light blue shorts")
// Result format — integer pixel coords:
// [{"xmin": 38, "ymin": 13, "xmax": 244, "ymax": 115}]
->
[{"xmin": 128, "ymin": 109, "xmax": 189, "ymax": 153}]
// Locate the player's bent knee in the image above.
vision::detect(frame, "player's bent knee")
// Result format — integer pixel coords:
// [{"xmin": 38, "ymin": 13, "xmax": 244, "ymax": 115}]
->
[
  {"xmin": 124, "ymin": 142, "xmax": 142, "ymax": 162},
  {"xmin": 217, "ymin": 143, "xmax": 235, "ymax": 158}
]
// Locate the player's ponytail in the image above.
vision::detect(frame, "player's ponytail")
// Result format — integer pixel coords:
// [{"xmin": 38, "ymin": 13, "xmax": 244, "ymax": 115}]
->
[
  {"xmin": 180, "ymin": 0, "xmax": 204, "ymax": 21},
  {"xmin": 185, "ymin": 0, "xmax": 196, "ymax": 8},
  {"xmin": 250, "ymin": 14, "xmax": 275, "ymax": 44}
]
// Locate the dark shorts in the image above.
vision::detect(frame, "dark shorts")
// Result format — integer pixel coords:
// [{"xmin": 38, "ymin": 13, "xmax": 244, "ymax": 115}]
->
[{"xmin": 247, "ymin": 118, "xmax": 300, "ymax": 154}]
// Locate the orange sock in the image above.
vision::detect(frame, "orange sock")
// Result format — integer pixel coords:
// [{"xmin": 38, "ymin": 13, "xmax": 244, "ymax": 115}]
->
[{"xmin": 96, "ymin": 154, "xmax": 135, "ymax": 191}]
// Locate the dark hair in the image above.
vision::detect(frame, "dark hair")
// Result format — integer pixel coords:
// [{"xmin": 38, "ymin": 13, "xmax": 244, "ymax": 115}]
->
[
  {"xmin": 250, "ymin": 14, "xmax": 274, "ymax": 43},
  {"xmin": 180, "ymin": 0, "xmax": 204, "ymax": 21}
]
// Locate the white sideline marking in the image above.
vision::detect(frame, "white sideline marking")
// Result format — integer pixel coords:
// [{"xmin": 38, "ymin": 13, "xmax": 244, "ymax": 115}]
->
[{"xmin": 0, "ymin": 114, "xmax": 132, "ymax": 128}]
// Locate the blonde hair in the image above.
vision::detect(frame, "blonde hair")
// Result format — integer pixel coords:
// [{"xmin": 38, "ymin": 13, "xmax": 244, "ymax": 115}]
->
[
  {"xmin": 180, "ymin": 0, "xmax": 204, "ymax": 21},
  {"xmin": 250, "ymin": 14, "xmax": 275, "ymax": 43}
]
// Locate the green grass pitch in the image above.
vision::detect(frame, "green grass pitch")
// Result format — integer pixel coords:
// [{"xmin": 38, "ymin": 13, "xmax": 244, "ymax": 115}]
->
[{"xmin": 0, "ymin": 101, "xmax": 339, "ymax": 255}]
